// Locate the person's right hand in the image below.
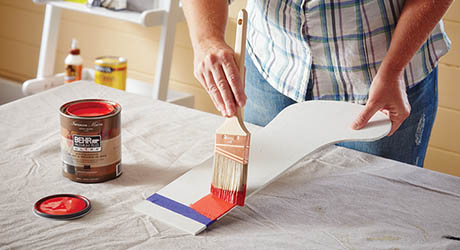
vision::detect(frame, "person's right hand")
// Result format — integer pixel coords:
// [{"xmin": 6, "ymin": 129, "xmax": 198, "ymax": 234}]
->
[{"xmin": 193, "ymin": 39, "xmax": 246, "ymax": 117}]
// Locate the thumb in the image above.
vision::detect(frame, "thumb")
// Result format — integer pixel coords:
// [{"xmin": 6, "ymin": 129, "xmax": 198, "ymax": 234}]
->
[{"xmin": 352, "ymin": 102, "xmax": 380, "ymax": 130}]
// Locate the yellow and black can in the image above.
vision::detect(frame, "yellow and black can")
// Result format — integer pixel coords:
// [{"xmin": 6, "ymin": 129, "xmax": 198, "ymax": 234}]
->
[{"xmin": 94, "ymin": 56, "xmax": 127, "ymax": 90}]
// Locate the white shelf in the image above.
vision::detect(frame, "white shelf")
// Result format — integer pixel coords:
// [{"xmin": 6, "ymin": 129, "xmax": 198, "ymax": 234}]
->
[
  {"xmin": 30, "ymin": 0, "xmax": 187, "ymax": 104},
  {"xmin": 39, "ymin": 1, "xmax": 183, "ymax": 27},
  {"xmin": 22, "ymin": 69, "xmax": 194, "ymax": 108}
]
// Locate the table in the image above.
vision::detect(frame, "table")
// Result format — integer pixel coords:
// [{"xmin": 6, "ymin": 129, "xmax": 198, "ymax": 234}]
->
[{"xmin": 1, "ymin": 82, "xmax": 459, "ymax": 249}]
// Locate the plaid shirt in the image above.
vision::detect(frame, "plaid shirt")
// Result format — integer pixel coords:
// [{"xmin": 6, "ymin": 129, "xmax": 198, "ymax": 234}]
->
[{"xmin": 240, "ymin": 0, "xmax": 450, "ymax": 103}]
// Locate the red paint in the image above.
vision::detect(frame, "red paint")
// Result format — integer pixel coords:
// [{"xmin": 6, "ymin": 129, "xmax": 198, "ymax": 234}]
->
[
  {"xmin": 66, "ymin": 101, "xmax": 115, "ymax": 117},
  {"xmin": 37, "ymin": 196, "xmax": 87, "ymax": 215},
  {"xmin": 190, "ymin": 194, "xmax": 235, "ymax": 221},
  {"xmin": 211, "ymin": 184, "xmax": 246, "ymax": 206}
]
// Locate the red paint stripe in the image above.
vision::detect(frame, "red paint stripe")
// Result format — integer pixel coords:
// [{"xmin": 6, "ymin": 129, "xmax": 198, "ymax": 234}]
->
[{"xmin": 190, "ymin": 193, "xmax": 236, "ymax": 221}]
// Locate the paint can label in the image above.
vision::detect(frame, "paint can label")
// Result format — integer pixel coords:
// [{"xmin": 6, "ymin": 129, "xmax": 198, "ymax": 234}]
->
[
  {"xmin": 94, "ymin": 56, "xmax": 127, "ymax": 90},
  {"xmin": 72, "ymin": 135, "xmax": 102, "ymax": 152},
  {"xmin": 61, "ymin": 135, "xmax": 121, "ymax": 168},
  {"xmin": 60, "ymin": 99, "xmax": 122, "ymax": 183}
]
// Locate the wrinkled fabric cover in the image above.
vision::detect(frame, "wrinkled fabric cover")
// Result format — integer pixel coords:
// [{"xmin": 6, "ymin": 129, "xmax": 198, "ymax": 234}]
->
[{"xmin": 1, "ymin": 82, "xmax": 459, "ymax": 249}]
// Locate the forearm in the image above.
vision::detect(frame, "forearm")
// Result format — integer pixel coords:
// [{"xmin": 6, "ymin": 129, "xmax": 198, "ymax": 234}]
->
[
  {"xmin": 354, "ymin": 0, "xmax": 452, "ymax": 133},
  {"xmin": 182, "ymin": 0, "xmax": 229, "ymax": 50},
  {"xmin": 182, "ymin": 0, "xmax": 245, "ymax": 115},
  {"xmin": 378, "ymin": 0, "xmax": 453, "ymax": 78}
]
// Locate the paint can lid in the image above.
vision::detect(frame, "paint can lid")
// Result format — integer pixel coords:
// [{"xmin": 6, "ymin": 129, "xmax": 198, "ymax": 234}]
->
[
  {"xmin": 66, "ymin": 101, "xmax": 115, "ymax": 117},
  {"xmin": 33, "ymin": 194, "xmax": 91, "ymax": 220}
]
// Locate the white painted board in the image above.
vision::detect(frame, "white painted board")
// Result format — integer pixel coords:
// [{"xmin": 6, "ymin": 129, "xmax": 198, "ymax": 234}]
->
[{"xmin": 135, "ymin": 100, "xmax": 391, "ymax": 235}]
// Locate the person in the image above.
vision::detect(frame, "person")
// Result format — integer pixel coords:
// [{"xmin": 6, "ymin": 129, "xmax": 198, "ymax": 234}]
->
[{"xmin": 181, "ymin": 0, "xmax": 452, "ymax": 167}]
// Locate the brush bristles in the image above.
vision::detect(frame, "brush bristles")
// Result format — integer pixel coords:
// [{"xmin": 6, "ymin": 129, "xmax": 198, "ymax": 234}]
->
[{"xmin": 211, "ymin": 153, "xmax": 248, "ymax": 206}]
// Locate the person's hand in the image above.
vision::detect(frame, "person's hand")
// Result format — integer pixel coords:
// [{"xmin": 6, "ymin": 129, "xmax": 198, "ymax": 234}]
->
[
  {"xmin": 352, "ymin": 71, "xmax": 411, "ymax": 136},
  {"xmin": 193, "ymin": 39, "xmax": 246, "ymax": 116}
]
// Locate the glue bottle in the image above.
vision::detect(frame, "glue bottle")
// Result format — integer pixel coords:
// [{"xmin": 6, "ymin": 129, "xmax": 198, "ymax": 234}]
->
[{"xmin": 64, "ymin": 38, "xmax": 83, "ymax": 83}]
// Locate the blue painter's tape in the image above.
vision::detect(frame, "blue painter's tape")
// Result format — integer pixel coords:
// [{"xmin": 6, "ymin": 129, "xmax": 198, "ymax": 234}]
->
[{"xmin": 147, "ymin": 193, "xmax": 214, "ymax": 227}]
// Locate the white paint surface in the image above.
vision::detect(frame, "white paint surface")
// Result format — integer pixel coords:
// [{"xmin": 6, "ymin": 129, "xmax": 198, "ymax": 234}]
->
[{"xmin": 135, "ymin": 100, "xmax": 392, "ymax": 235}]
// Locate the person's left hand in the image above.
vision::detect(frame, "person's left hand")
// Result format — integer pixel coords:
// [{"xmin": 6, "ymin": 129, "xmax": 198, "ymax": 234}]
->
[{"xmin": 352, "ymin": 71, "xmax": 411, "ymax": 136}]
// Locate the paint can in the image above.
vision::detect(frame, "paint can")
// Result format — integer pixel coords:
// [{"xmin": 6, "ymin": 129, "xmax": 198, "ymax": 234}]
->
[
  {"xmin": 60, "ymin": 99, "xmax": 122, "ymax": 183},
  {"xmin": 94, "ymin": 56, "xmax": 127, "ymax": 90}
]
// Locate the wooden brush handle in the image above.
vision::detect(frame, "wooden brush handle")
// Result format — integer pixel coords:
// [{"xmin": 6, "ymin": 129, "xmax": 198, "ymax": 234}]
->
[
  {"xmin": 234, "ymin": 9, "xmax": 248, "ymax": 120},
  {"xmin": 234, "ymin": 9, "xmax": 247, "ymax": 88},
  {"xmin": 216, "ymin": 9, "xmax": 249, "ymax": 135}
]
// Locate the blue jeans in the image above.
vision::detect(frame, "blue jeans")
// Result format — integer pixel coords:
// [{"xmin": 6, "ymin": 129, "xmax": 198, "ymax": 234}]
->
[{"xmin": 244, "ymin": 53, "xmax": 438, "ymax": 167}]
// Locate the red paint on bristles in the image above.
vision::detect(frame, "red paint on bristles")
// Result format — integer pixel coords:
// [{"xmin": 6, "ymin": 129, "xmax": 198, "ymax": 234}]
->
[
  {"xmin": 211, "ymin": 184, "xmax": 246, "ymax": 206},
  {"xmin": 211, "ymin": 146, "xmax": 249, "ymax": 206}
]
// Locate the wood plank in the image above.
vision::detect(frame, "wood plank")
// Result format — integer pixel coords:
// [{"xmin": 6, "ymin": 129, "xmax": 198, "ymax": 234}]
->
[
  {"xmin": 229, "ymin": 0, "xmax": 247, "ymax": 21},
  {"xmin": 0, "ymin": 5, "xmax": 43, "ymax": 46},
  {"xmin": 429, "ymin": 107, "xmax": 460, "ymax": 153},
  {"xmin": 58, "ymin": 6, "xmax": 237, "ymax": 51},
  {"xmin": 0, "ymin": 37, "xmax": 39, "ymax": 80},
  {"xmin": 438, "ymin": 64, "xmax": 460, "ymax": 111},
  {"xmin": 425, "ymin": 146, "xmax": 460, "ymax": 177},
  {"xmin": 60, "ymin": 9, "xmax": 195, "ymax": 49},
  {"xmin": 440, "ymin": 20, "xmax": 460, "ymax": 67},
  {"xmin": 0, "ymin": 0, "xmax": 239, "ymax": 50},
  {"xmin": 135, "ymin": 100, "xmax": 391, "ymax": 235},
  {"xmin": 444, "ymin": 0, "xmax": 460, "ymax": 23},
  {"xmin": 0, "ymin": 69, "xmax": 30, "ymax": 83},
  {"xmin": 0, "ymin": 0, "xmax": 44, "ymax": 14}
]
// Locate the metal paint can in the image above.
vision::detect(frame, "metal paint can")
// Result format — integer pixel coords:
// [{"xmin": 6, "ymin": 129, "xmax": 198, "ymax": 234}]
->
[
  {"xmin": 60, "ymin": 99, "xmax": 122, "ymax": 183},
  {"xmin": 94, "ymin": 56, "xmax": 127, "ymax": 90}
]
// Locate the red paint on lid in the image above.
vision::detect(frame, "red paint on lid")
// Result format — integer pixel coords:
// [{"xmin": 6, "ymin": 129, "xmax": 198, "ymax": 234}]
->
[
  {"xmin": 37, "ymin": 196, "xmax": 87, "ymax": 215},
  {"xmin": 33, "ymin": 194, "xmax": 91, "ymax": 219},
  {"xmin": 190, "ymin": 194, "xmax": 235, "ymax": 221},
  {"xmin": 66, "ymin": 101, "xmax": 114, "ymax": 117}
]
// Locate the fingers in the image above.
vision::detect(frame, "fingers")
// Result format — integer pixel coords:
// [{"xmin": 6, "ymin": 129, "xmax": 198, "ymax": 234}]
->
[
  {"xmin": 221, "ymin": 53, "xmax": 246, "ymax": 107},
  {"xmin": 193, "ymin": 46, "xmax": 245, "ymax": 117},
  {"xmin": 352, "ymin": 101, "xmax": 411, "ymax": 137},
  {"xmin": 352, "ymin": 101, "xmax": 381, "ymax": 130},
  {"xmin": 387, "ymin": 105, "xmax": 411, "ymax": 136},
  {"xmin": 210, "ymin": 65, "xmax": 237, "ymax": 116},
  {"xmin": 387, "ymin": 119, "xmax": 404, "ymax": 137},
  {"xmin": 200, "ymin": 72, "xmax": 226, "ymax": 116},
  {"xmin": 352, "ymin": 71, "xmax": 411, "ymax": 136}
]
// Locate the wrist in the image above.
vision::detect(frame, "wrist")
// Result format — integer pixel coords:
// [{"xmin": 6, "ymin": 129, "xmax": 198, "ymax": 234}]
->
[
  {"xmin": 194, "ymin": 35, "xmax": 226, "ymax": 51},
  {"xmin": 377, "ymin": 62, "xmax": 404, "ymax": 84}
]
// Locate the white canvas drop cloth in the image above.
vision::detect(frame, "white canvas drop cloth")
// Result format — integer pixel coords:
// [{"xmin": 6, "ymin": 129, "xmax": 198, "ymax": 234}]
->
[{"xmin": 0, "ymin": 82, "xmax": 459, "ymax": 249}]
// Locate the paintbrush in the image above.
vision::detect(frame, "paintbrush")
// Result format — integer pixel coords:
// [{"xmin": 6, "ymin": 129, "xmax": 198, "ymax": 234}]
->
[{"xmin": 210, "ymin": 9, "xmax": 250, "ymax": 206}]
